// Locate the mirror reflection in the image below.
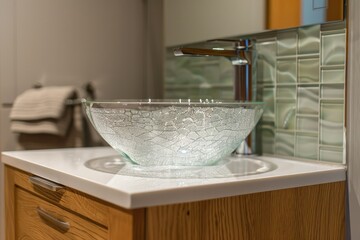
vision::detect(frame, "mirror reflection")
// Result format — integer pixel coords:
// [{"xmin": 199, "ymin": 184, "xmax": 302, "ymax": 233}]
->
[{"xmin": 165, "ymin": 0, "xmax": 345, "ymax": 47}]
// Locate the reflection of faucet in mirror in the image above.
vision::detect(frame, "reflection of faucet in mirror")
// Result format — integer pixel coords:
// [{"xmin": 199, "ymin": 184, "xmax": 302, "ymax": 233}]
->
[{"xmin": 173, "ymin": 39, "xmax": 256, "ymax": 155}]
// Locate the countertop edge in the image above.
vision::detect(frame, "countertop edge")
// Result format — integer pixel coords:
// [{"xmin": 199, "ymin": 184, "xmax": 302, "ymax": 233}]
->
[
  {"xmin": 1, "ymin": 149, "xmax": 347, "ymax": 209},
  {"xmin": 129, "ymin": 168, "xmax": 346, "ymax": 208},
  {"xmin": 1, "ymin": 154, "xmax": 134, "ymax": 208}
]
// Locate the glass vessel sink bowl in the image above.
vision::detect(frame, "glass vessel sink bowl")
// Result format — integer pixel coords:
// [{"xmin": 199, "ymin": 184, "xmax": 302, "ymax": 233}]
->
[{"xmin": 82, "ymin": 99, "xmax": 265, "ymax": 167}]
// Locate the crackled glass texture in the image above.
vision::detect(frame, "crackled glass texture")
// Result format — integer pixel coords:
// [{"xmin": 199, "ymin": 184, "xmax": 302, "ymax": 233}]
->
[{"xmin": 84, "ymin": 101, "xmax": 264, "ymax": 166}]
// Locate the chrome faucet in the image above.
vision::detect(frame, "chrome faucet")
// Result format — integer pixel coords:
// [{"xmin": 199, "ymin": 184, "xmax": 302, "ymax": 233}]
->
[
  {"xmin": 174, "ymin": 39, "xmax": 256, "ymax": 155},
  {"xmin": 174, "ymin": 39, "xmax": 251, "ymax": 64}
]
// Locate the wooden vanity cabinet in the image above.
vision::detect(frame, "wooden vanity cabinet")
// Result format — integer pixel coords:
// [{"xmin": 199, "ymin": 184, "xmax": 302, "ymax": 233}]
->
[
  {"xmin": 5, "ymin": 165, "xmax": 346, "ymax": 240},
  {"xmin": 5, "ymin": 166, "xmax": 144, "ymax": 240}
]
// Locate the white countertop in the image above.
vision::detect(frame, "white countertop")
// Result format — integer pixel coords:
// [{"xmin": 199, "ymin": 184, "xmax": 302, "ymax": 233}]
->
[{"xmin": 1, "ymin": 147, "xmax": 346, "ymax": 209}]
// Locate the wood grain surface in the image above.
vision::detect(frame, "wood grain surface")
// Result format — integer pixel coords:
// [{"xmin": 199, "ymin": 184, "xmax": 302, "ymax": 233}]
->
[
  {"xmin": 4, "ymin": 165, "xmax": 15, "ymax": 240},
  {"xmin": 15, "ymin": 187, "xmax": 107, "ymax": 239},
  {"xmin": 108, "ymin": 207, "xmax": 145, "ymax": 240},
  {"xmin": 5, "ymin": 166, "xmax": 145, "ymax": 240},
  {"xmin": 146, "ymin": 182, "xmax": 345, "ymax": 240},
  {"xmin": 5, "ymin": 166, "xmax": 345, "ymax": 240},
  {"xmin": 11, "ymin": 167, "xmax": 109, "ymax": 226}
]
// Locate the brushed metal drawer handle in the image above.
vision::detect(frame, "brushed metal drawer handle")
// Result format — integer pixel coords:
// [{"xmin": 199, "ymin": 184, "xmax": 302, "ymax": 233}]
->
[
  {"xmin": 29, "ymin": 176, "xmax": 64, "ymax": 192},
  {"xmin": 37, "ymin": 207, "xmax": 70, "ymax": 232}
]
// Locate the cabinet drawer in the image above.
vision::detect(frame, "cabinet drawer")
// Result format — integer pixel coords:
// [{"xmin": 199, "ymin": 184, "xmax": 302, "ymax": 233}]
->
[
  {"xmin": 15, "ymin": 187, "xmax": 107, "ymax": 239},
  {"xmin": 6, "ymin": 166, "xmax": 146, "ymax": 240},
  {"xmin": 11, "ymin": 167, "xmax": 109, "ymax": 227}
]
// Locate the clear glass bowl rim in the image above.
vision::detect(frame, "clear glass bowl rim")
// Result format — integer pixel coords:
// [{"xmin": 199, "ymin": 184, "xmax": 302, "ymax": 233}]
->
[{"xmin": 82, "ymin": 98, "xmax": 265, "ymax": 107}]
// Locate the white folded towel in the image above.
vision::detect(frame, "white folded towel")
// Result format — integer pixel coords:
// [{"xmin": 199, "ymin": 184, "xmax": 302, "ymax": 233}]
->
[{"xmin": 10, "ymin": 86, "xmax": 77, "ymax": 136}]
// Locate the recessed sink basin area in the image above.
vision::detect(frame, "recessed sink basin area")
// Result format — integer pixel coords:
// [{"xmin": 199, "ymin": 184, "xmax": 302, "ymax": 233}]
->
[{"xmin": 84, "ymin": 154, "xmax": 277, "ymax": 179}]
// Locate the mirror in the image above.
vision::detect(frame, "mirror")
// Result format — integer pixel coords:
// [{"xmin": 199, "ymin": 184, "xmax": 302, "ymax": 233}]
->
[{"xmin": 165, "ymin": 0, "xmax": 345, "ymax": 47}]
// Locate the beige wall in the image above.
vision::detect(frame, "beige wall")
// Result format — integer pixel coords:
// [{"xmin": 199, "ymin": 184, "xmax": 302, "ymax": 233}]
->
[
  {"xmin": 0, "ymin": 1, "xmax": 164, "ymax": 239},
  {"xmin": 0, "ymin": 0, "xmax": 164, "ymax": 152},
  {"xmin": 0, "ymin": 0, "xmax": 148, "ymax": 104},
  {"xmin": 347, "ymin": 0, "xmax": 360, "ymax": 239},
  {"xmin": 164, "ymin": 0, "xmax": 266, "ymax": 47}
]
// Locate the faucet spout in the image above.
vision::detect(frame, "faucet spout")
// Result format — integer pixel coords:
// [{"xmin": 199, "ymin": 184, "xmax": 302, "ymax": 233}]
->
[
  {"xmin": 173, "ymin": 40, "xmax": 252, "ymax": 65},
  {"xmin": 174, "ymin": 47, "xmax": 239, "ymax": 57},
  {"xmin": 174, "ymin": 47, "xmax": 251, "ymax": 65}
]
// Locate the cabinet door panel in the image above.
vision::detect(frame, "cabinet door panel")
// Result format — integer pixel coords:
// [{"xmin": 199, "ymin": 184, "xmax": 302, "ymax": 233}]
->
[
  {"xmin": 15, "ymin": 187, "xmax": 107, "ymax": 240},
  {"xmin": 13, "ymin": 168, "xmax": 109, "ymax": 227}
]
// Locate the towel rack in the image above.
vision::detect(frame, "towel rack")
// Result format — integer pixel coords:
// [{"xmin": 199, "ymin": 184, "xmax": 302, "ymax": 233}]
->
[{"xmin": 65, "ymin": 99, "xmax": 83, "ymax": 106}]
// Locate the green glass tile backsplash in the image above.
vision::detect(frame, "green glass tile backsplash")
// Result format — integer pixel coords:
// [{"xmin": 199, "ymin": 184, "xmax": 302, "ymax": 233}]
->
[
  {"xmin": 256, "ymin": 22, "xmax": 346, "ymax": 164},
  {"xmin": 164, "ymin": 22, "xmax": 346, "ymax": 164}
]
